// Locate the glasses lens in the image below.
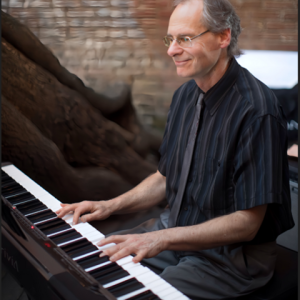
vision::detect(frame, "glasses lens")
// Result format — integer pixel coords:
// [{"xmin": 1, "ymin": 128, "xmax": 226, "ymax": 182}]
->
[
  {"xmin": 179, "ymin": 37, "xmax": 191, "ymax": 48},
  {"xmin": 163, "ymin": 37, "xmax": 171, "ymax": 47}
]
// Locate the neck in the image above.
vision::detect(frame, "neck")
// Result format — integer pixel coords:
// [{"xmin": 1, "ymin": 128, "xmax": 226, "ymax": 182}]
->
[{"xmin": 194, "ymin": 54, "xmax": 231, "ymax": 93}]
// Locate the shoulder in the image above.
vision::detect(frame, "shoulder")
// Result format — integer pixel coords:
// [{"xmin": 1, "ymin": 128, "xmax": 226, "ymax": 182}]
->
[{"xmin": 234, "ymin": 66, "xmax": 286, "ymax": 128}]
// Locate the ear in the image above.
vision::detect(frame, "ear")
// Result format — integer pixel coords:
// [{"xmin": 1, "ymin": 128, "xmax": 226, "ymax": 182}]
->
[{"xmin": 219, "ymin": 28, "xmax": 231, "ymax": 49}]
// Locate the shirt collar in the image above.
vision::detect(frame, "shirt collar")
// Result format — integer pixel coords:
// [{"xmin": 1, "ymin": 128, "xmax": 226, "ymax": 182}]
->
[{"xmin": 197, "ymin": 58, "xmax": 240, "ymax": 116}]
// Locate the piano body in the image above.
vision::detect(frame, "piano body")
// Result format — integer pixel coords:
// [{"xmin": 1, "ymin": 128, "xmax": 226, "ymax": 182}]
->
[{"xmin": 1, "ymin": 163, "xmax": 190, "ymax": 300}]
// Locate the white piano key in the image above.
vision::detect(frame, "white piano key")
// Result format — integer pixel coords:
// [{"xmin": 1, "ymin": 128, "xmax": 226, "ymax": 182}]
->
[
  {"xmin": 96, "ymin": 242, "xmax": 116, "ymax": 251},
  {"xmin": 73, "ymin": 249, "xmax": 103, "ymax": 261},
  {"xmin": 135, "ymin": 271, "xmax": 162, "ymax": 286},
  {"xmin": 87, "ymin": 234, "xmax": 105, "ymax": 244},
  {"xmin": 115, "ymin": 256, "xmax": 134, "ymax": 266},
  {"xmin": 103, "ymin": 275, "xmax": 134, "ymax": 288},
  {"xmin": 147, "ymin": 281, "xmax": 174, "ymax": 295},
  {"xmin": 117, "ymin": 287, "xmax": 149, "ymax": 300},
  {"xmin": 24, "ymin": 208, "xmax": 49, "ymax": 217},
  {"xmin": 84, "ymin": 261, "xmax": 112, "ymax": 272},
  {"xmin": 57, "ymin": 237, "xmax": 85, "ymax": 247},
  {"xmin": 33, "ymin": 216, "xmax": 58, "ymax": 225},
  {"xmin": 14, "ymin": 199, "xmax": 38, "ymax": 206},
  {"xmin": 47, "ymin": 227, "xmax": 73, "ymax": 237}
]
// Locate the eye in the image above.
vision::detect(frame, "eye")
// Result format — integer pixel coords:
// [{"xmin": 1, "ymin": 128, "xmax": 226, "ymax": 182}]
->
[{"xmin": 182, "ymin": 37, "xmax": 190, "ymax": 42}]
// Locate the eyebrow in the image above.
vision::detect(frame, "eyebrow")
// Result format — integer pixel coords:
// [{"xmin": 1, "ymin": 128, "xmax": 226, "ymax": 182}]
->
[{"xmin": 166, "ymin": 33, "xmax": 195, "ymax": 37}]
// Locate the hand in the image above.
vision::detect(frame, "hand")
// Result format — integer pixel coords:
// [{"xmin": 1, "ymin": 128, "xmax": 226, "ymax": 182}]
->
[
  {"xmin": 97, "ymin": 231, "xmax": 167, "ymax": 263},
  {"xmin": 56, "ymin": 200, "xmax": 112, "ymax": 224}
]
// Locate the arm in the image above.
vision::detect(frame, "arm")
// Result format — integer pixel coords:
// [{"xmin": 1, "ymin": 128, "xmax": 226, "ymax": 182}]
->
[
  {"xmin": 56, "ymin": 170, "xmax": 166, "ymax": 224},
  {"xmin": 99, "ymin": 204, "xmax": 267, "ymax": 263}
]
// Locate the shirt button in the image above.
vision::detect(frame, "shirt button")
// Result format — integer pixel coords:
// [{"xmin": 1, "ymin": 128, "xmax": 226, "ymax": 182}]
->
[
  {"xmin": 188, "ymin": 177, "xmax": 193, "ymax": 182},
  {"xmin": 184, "ymin": 206, "xmax": 188, "ymax": 211}
]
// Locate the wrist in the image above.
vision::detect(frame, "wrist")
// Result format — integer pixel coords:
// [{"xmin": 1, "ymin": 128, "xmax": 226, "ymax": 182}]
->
[{"xmin": 105, "ymin": 197, "xmax": 122, "ymax": 215}]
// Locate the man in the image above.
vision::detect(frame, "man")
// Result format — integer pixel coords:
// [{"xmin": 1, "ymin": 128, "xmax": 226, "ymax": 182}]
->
[{"xmin": 57, "ymin": 0, "xmax": 294, "ymax": 299}]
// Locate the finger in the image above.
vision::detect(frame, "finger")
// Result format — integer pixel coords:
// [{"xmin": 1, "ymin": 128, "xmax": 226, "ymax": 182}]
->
[
  {"xmin": 81, "ymin": 211, "xmax": 102, "ymax": 223},
  {"xmin": 132, "ymin": 251, "xmax": 147, "ymax": 263},
  {"xmin": 73, "ymin": 206, "xmax": 87, "ymax": 225},
  {"xmin": 56, "ymin": 203, "xmax": 77, "ymax": 217},
  {"xmin": 98, "ymin": 235, "xmax": 127, "ymax": 246},
  {"xmin": 100, "ymin": 244, "xmax": 121, "ymax": 258},
  {"xmin": 109, "ymin": 246, "xmax": 133, "ymax": 262}
]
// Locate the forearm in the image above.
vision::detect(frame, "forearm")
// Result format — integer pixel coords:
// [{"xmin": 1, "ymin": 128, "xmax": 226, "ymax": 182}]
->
[
  {"xmin": 108, "ymin": 170, "xmax": 166, "ymax": 215},
  {"xmin": 161, "ymin": 205, "xmax": 267, "ymax": 251}
]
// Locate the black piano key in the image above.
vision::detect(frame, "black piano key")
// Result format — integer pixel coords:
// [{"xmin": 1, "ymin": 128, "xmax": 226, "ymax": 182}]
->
[
  {"xmin": 88, "ymin": 262, "xmax": 126, "ymax": 281},
  {"xmin": 6, "ymin": 192, "xmax": 36, "ymax": 205},
  {"xmin": 37, "ymin": 218, "xmax": 71, "ymax": 235},
  {"xmin": 127, "ymin": 290, "xmax": 160, "ymax": 300},
  {"xmin": 43, "ymin": 223, "xmax": 71, "ymax": 236},
  {"xmin": 50, "ymin": 230, "xmax": 82, "ymax": 245},
  {"xmin": 2, "ymin": 186, "xmax": 27, "ymax": 198},
  {"xmin": 60, "ymin": 238, "xmax": 91, "ymax": 252},
  {"xmin": 76, "ymin": 251, "xmax": 109, "ymax": 269},
  {"xmin": 27, "ymin": 210, "xmax": 57, "ymax": 224},
  {"xmin": 2, "ymin": 180, "xmax": 19, "ymax": 188},
  {"xmin": 17, "ymin": 201, "xmax": 47, "ymax": 215},
  {"xmin": 16, "ymin": 199, "xmax": 42, "ymax": 210},
  {"xmin": 64, "ymin": 244, "xmax": 98, "ymax": 259},
  {"xmin": 95, "ymin": 267, "xmax": 129, "ymax": 285},
  {"xmin": 37, "ymin": 218, "xmax": 67, "ymax": 229},
  {"xmin": 107, "ymin": 278, "xmax": 144, "ymax": 298}
]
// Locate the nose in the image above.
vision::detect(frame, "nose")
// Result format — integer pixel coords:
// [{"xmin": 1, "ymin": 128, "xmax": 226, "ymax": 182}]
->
[{"xmin": 167, "ymin": 40, "xmax": 184, "ymax": 57}]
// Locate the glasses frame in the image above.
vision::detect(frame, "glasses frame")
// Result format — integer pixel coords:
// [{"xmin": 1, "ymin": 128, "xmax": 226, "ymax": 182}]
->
[{"xmin": 163, "ymin": 29, "xmax": 210, "ymax": 48}]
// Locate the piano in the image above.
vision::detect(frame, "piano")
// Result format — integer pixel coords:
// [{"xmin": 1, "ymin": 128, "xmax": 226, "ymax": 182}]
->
[{"xmin": 1, "ymin": 163, "xmax": 190, "ymax": 300}]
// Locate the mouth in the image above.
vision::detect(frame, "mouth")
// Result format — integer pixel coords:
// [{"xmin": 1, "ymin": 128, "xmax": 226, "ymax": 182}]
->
[{"xmin": 174, "ymin": 59, "xmax": 191, "ymax": 66}]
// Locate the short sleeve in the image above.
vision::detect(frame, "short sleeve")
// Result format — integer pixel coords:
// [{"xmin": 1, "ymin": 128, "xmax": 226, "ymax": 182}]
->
[
  {"xmin": 158, "ymin": 109, "xmax": 171, "ymax": 176},
  {"xmin": 234, "ymin": 114, "xmax": 288, "ymax": 209}
]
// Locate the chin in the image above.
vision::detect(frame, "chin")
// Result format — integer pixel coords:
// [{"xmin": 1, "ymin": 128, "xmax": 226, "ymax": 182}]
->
[{"xmin": 176, "ymin": 69, "xmax": 193, "ymax": 78}]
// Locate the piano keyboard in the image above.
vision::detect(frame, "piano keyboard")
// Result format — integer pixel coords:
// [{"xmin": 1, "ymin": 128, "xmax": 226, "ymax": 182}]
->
[{"xmin": 1, "ymin": 164, "xmax": 190, "ymax": 300}]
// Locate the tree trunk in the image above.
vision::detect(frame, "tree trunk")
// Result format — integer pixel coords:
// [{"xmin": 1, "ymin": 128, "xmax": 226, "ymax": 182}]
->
[{"xmin": 1, "ymin": 11, "xmax": 162, "ymax": 202}]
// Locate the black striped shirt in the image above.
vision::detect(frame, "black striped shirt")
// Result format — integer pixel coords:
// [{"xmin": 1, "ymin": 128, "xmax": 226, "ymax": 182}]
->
[{"xmin": 158, "ymin": 58, "xmax": 294, "ymax": 243}]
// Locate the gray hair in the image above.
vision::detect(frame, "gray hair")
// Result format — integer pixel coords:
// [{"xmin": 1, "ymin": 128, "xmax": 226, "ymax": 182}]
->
[{"xmin": 173, "ymin": 0, "xmax": 242, "ymax": 57}]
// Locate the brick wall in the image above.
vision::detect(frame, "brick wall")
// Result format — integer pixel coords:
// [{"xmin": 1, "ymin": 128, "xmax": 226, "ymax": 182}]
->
[{"xmin": 2, "ymin": 0, "xmax": 298, "ymax": 131}]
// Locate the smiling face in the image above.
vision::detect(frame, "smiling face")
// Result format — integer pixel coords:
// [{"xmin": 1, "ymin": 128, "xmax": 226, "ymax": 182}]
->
[{"xmin": 167, "ymin": 0, "xmax": 229, "ymax": 88}]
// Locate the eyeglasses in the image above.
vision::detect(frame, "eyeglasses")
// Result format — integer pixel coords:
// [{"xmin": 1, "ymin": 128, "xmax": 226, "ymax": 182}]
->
[{"xmin": 163, "ymin": 30, "xmax": 209, "ymax": 48}]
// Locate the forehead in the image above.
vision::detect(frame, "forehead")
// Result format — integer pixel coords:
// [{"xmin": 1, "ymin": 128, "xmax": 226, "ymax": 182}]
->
[{"xmin": 168, "ymin": 0, "xmax": 204, "ymax": 35}]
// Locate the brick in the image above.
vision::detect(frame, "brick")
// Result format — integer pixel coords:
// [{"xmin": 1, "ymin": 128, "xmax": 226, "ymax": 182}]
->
[
  {"xmin": 105, "ymin": 49, "xmax": 131, "ymax": 60},
  {"xmin": 110, "ymin": 8, "xmax": 130, "ymax": 18},
  {"xmin": 2, "ymin": 0, "xmax": 9, "ymax": 7},
  {"xmin": 111, "ymin": 19, "xmax": 138, "ymax": 28},
  {"xmin": 95, "ymin": 29, "xmax": 108, "ymax": 38},
  {"xmin": 39, "ymin": 27, "xmax": 66, "ymax": 38},
  {"xmin": 67, "ymin": 9, "xmax": 95, "ymax": 17},
  {"xmin": 140, "ymin": 57, "xmax": 151, "ymax": 67},
  {"xmin": 127, "ymin": 29, "xmax": 145, "ymax": 38},
  {"xmin": 131, "ymin": 8, "xmax": 156, "ymax": 18},
  {"xmin": 82, "ymin": 0, "xmax": 109, "ymax": 6},
  {"xmin": 111, "ymin": 0, "xmax": 130, "ymax": 7},
  {"xmin": 263, "ymin": 1, "xmax": 297, "ymax": 9},
  {"xmin": 53, "ymin": 0, "xmax": 81, "ymax": 7},
  {"xmin": 284, "ymin": 13, "xmax": 298, "ymax": 19},
  {"xmin": 25, "ymin": 0, "xmax": 51, "ymax": 7},
  {"xmin": 235, "ymin": 0, "xmax": 263, "ymax": 9},
  {"xmin": 266, "ymin": 22, "xmax": 297, "ymax": 29},
  {"xmin": 96, "ymin": 8, "xmax": 111, "ymax": 17},
  {"xmin": 109, "ymin": 30, "xmax": 126, "ymax": 38},
  {"xmin": 9, "ymin": 0, "xmax": 24, "ymax": 7}
]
